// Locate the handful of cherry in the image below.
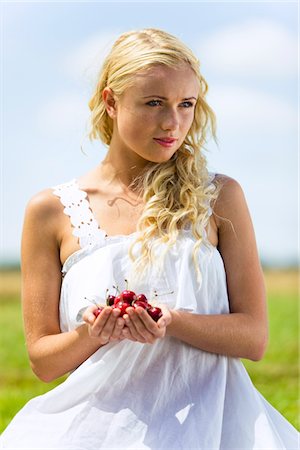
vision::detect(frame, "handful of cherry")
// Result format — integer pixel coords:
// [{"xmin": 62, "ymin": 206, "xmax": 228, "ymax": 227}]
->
[
  {"xmin": 93, "ymin": 281, "xmax": 167, "ymax": 322},
  {"xmin": 94, "ymin": 291, "xmax": 162, "ymax": 322}
]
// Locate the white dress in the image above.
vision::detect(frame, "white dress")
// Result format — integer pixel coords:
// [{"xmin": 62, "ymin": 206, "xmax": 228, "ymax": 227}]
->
[{"xmin": 0, "ymin": 179, "xmax": 298, "ymax": 450}]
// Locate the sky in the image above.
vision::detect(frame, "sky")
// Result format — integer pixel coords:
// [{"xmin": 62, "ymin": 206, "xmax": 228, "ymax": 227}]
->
[{"xmin": 1, "ymin": 1, "xmax": 298, "ymax": 266}]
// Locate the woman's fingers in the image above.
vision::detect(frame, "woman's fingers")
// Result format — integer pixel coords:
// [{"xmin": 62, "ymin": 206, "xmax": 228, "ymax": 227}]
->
[
  {"xmin": 83, "ymin": 305, "xmax": 125, "ymax": 343},
  {"xmin": 123, "ymin": 307, "xmax": 167, "ymax": 343},
  {"xmin": 82, "ymin": 305, "xmax": 98, "ymax": 325},
  {"xmin": 157, "ymin": 304, "xmax": 172, "ymax": 327},
  {"xmin": 131, "ymin": 308, "xmax": 159, "ymax": 336},
  {"xmin": 109, "ymin": 315, "xmax": 126, "ymax": 341},
  {"xmin": 123, "ymin": 313, "xmax": 149, "ymax": 343},
  {"xmin": 82, "ymin": 303, "xmax": 172, "ymax": 345},
  {"xmin": 121, "ymin": 326, "xmax": 138, "ymax": 342}
]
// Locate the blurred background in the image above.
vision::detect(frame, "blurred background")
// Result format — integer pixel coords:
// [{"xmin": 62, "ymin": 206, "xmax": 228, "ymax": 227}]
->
[{"xmin": 0, "ymin": 0, "xmax": 298, "ymax": 433}]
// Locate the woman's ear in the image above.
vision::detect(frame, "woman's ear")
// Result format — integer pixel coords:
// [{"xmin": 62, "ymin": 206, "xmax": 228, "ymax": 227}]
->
[{"xmin": 102, "ymin": 88, "xmax": 117, "ymax": 119}]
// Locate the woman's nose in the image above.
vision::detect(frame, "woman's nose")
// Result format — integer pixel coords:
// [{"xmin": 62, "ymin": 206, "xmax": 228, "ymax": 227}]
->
[{"xmin": 160, "ymin": 108, "xmax": 179, "ymax": 131}]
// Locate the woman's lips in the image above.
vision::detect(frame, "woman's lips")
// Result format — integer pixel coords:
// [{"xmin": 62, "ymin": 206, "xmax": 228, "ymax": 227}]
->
[{"xmin": 153, "ymin": 138, "xmax": 178, "ymax": 148}]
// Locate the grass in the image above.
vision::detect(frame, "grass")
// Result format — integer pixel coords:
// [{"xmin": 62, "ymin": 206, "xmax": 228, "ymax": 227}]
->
[
  {"xmin": 0, "ymin": 269, "xmax": 298, "ymax": 432},
  {"xmin": 242, "ymin": 269, "xmax": 299, "ymax": 429}
]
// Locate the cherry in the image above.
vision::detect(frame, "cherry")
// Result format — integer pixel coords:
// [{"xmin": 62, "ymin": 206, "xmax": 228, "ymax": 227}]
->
[
  {"xmin": 136, "ymin": 293, "xmax": 148, "ymax": 303},
  {"xmin": 147, "ymin": 306, "xmax": 162, "ymax": 322},
  {"xmin": 93, "ymin": 306, "xmax": 104, "ymax": 318},
  {"xmin": 133, "ymin": 300, "xmax": 149, "ymax": 310},
  {"xmin": 106, "ymin": 294, "xmax": 115, "ymax": 306},
  {"xmin": 132, "ymin": 293, "xmax": 149, "ymax": 309},
  {"xmin": 120, "ymin": 290, "xmax": 137, "ymax": 305},
  {"xmin": 113, "ymin": 300, "xmax": 131, "ymax": 316},
  {"xmin": 113, "ymin": 294, "xmax": 123, "ymax": 306},
  {"xmin": 95, "ymin": 283, "xmax": 168, "ymax": 323}
]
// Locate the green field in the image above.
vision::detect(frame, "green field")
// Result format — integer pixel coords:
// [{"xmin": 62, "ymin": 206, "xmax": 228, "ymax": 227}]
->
[{"xmin": 0, "ymin": 269, "xmax": 298, "ymax": 432}]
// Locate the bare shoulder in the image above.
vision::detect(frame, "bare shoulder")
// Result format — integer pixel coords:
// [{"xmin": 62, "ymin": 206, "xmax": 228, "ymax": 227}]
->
[
  {"xmin": 213, "ymin": 173, "xmax": 244, "ymax": 202},
  {"xmin": 212, "ymin": 174, "xmax": 248, "ymax": 229},
  {"xmin": 26, "ymin": 188, "xmax": 62, "ymax": 217},
  {"xmin": 24, "ymin": 188, "xmax": 65, "ymax": 231},
  {"xmin": 23, "ymin": 188, "xmax": 65, "ymax": 245}
]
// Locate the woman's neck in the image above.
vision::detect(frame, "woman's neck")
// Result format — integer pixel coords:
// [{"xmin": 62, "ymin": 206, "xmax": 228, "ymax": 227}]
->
[{"xmin": 100, "ymin": 146, "xmax": 152, "ymax": 191}]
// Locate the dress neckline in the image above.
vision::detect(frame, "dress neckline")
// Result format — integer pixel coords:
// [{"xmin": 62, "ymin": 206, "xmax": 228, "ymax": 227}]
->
[
  {"xmin": 73, "ymin": 179, "xmax": 140, "ymax": 240},
  {"xmin": 56, "ymin": 176, "xmax": 218, "ymax": 274}
]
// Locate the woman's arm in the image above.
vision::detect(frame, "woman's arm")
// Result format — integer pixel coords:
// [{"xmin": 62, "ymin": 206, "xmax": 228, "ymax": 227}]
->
[
  {"xmin": 21, "ymin": 190, "xmax": 125, "ymax": 383},
  {"xmin": 122, "ymin": 176, "xmax": 268, "ymax": 361},
  {"xmin": 166, "ymin": 175, "xmax": 268, "ymax": 360}
]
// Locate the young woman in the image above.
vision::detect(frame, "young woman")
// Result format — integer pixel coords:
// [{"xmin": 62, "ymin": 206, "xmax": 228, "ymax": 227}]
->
[{"xmin": 0, "ymin": 28, "xmax": 298, "ymax": 449}]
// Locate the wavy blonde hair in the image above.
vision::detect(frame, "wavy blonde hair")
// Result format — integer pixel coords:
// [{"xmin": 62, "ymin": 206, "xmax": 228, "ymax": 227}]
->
[{"xmin": 89, "ymin": 28, "xmax": 218, "ymax": 280}]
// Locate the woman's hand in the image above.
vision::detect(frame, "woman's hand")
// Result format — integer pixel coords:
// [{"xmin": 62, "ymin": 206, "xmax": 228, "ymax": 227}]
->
[
  {"xmin": 83, "ymin": 306, "xmax": 126, "ymax": 345},
  {"xmin": 121, "ymin": 304, "xmax": 172, "ymax": 344}
]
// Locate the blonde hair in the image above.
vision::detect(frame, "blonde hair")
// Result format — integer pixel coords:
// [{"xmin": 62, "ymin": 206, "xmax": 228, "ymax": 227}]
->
[{"xmin": 89, "ymin": 28, "xmax": 218, "ymax": 279}]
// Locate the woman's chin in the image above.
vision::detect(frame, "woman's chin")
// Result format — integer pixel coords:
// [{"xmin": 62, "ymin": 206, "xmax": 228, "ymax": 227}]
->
[{"xmin": 146, "ymin": 151, "xmax": 178, "ymax": 164}]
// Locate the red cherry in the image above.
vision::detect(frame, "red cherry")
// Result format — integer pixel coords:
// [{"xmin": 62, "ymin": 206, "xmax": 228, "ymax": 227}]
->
[
  {"xmin": 106, "ymin": 294, "xmax": 115, "ymax": 306},
  {"xmin": 133, "ymin": 300, "xmax": 149, "ymax": 310},
  {"xmin": 113, "ymin": 294, "xmax": 123, "ymax": 306},
  {"xmin": 147, "ymin": 306, "xmax": 162, "ymax": 322},
  {"xmin": 136, "ymin": 293, "xmax": 148, "ymax": 304},
  {"xmin": 93, "ymin": 306, "xmax": 104, "ymax": 318},
  {"xmin": 120, "ymin": 290, "xmax": 137, "ymax": 305},
  {"xmin": 114, "ymin": 300, "xmax": 131, "ymax": 316}
]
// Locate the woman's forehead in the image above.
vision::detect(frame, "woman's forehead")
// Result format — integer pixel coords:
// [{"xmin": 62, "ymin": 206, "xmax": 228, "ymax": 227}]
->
[{"xmin": 129, "ymin": 64, "xmax": 199, "ymax": 96}]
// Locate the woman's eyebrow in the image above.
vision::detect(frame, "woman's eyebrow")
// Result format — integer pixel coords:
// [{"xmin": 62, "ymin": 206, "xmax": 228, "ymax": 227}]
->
[{"xmin": 142, "ymin": 95, "xmax": 197, "ymax": 100}]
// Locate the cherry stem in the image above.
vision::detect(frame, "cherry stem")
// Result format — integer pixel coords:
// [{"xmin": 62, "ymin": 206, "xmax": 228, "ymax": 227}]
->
[
  {"xmin": 124, "ymin": 278, "xmax": 129, "ymax": 290},
  {"xmin": 84, "ymin": 296, "xmax": 100, "ymax": 307},
  {"xmin": 153, "ymin": 290, "xmax": 174, "ymax": 297},
  {"xmin": 112, "ymin": 285, "xmax": 120, "ymax": 294}
]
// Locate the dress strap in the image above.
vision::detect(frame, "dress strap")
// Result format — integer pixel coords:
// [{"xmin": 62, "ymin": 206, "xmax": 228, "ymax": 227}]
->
[{"xmin": 52, "ymin": 179, "xmax": 106, "ymax": 248}]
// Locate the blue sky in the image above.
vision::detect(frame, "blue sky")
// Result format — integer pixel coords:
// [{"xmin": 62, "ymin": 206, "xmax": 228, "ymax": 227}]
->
[{"xmin": 1, "ymin": 1, "xmax": 298, "ymax": 266}]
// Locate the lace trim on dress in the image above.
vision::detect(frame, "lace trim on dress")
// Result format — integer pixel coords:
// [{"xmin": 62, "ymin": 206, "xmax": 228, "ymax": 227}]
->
[{"xmin": 52, "ymin": 179, "xmax": 107, "ymax": 249}]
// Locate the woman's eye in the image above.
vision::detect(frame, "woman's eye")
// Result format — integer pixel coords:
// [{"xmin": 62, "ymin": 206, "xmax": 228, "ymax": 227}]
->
[
  {"xmin": 146, "ymin": 100, "xmax": 162, "ymax": 107},
  {"xmin": 180, "ymin": 101, "xmax": 194, "ymax": 108},
  {"xmin": 145, "ymin": 100, "xmax": 195, "ymax": 108}
]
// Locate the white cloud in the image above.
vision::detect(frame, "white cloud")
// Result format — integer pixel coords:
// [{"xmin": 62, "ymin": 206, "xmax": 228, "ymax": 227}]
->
[
  {"xmin": 63, "ymin": 31, "xmax": 119, "ymax": 85},
  {"xmin": 207, "ymin": 85, "xmax": 297, "ymax": 138},
  {"xmin": 198, "ymin": 19, "xmax": 297, "ymax": 78}
]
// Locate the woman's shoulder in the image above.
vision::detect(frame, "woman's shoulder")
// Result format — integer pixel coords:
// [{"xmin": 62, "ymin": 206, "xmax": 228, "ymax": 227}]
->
[
  {"xmin": 212, "ymin": 173, "xmax": 241, "ymax": 188},
  {"xmin": 21, "ymin": 187, "xmax": 67, "ymax": 257},
  {"xmin": 213, "ymin": 173, "xmax": 244, "ymax": 199},
  {"xmin": 212, "ymin": 174, "xmax": 248, "ymax": 226},
  {"xmin": 25, "ymin": 187, "xmax": 64, "ymax": 225}
]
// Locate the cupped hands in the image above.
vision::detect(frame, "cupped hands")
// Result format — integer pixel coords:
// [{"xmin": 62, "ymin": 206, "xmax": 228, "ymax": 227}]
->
[{"xmin": 82, "ymin": 304, "xmax": 171, "ymax": 345}]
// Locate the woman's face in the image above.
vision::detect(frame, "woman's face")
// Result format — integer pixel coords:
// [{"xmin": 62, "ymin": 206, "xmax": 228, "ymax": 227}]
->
[{"xmin": 107, "ymin": 64, "xmax": 199, "ymax": 165}]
